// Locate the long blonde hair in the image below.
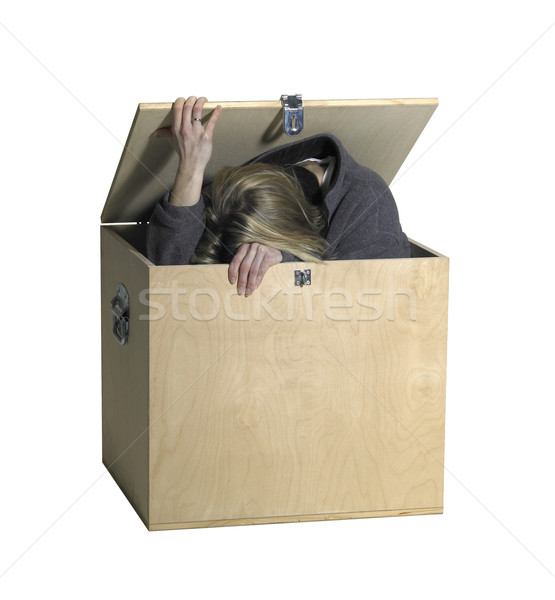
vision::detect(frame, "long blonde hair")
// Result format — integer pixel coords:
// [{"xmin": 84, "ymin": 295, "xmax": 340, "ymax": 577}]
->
[{"xmin": 192, "ymin": 163, "xmax": 329, "ymax": 264}]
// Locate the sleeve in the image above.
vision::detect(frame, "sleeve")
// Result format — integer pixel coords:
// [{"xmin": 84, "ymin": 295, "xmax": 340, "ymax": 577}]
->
[
  {"xmin": 327, "ymin": 171, "xmax": 411, "ymax": 260},
  {"xmin": 333, "ymin": 222, "xmax": 411, "ymax": 260},
  {"xmin": 280, "ymin": 251, "xmax": 297, "ymax": 263},
  {"xmin": 146, "ymin": 191, "xmax": 207, "ymax": 265}
]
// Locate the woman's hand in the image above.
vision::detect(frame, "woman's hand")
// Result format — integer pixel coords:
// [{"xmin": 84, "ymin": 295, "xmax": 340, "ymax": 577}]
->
[
  {"xmin": 228, "ymin": 243, "xmax": 282, "ymax": 297},
  {"xmin": 154, "ymin": 96, "xmax": 222, "ymax": 207}
]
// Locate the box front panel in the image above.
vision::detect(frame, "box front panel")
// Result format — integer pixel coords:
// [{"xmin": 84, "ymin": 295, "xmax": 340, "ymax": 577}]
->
[{"xmin": 147, "ymin": 257, "xmax": 448, "ymax": 528}]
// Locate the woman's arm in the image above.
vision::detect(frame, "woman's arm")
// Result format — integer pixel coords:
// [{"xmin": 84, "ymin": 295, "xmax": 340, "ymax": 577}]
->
[
  {"xmin": 146, "ymin": 97, "xmax": 222, "ymax": 265},
  {"xmin": 153, "ymin": 96, "xmax": 222, "ymax": 207}
]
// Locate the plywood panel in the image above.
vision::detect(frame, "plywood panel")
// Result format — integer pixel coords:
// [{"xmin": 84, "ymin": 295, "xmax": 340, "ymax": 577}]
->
[
  {"xmin": 102, "ymin": 98, "xmax": 437, "ymax": 224},
  {"xmin": 149, "ymin": 507, "xmax": 442, "ymax": 531},
  {"xmin": 101, "ymin": 227, "xmax": 151, "ymax": 525},
  {"xmin": 147, "ymin": 256, "xmax": 448, "ymax": 527}
]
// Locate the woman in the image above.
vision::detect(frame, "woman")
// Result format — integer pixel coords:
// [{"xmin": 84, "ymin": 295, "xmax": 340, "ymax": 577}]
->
[{"xmin": 147, "ymin": 96, "xmax": 411, "ymax": 296}]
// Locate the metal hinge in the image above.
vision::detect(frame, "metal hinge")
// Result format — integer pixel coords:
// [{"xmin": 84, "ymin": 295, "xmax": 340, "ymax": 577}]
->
[
  {"xmin": 281, "ymin": 94, "xmax": 304, "ymax": 136},
  {"xmin": 111, "ymin": 283, "xmax": 129, "ymax": 345},
  {"xmin": 294, "ymin": 269, "xmax": 311, "ymax": 287}
]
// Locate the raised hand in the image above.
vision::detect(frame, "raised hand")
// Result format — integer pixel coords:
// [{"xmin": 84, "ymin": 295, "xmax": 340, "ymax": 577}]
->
[{"xmin": 154, "ymin": 96, "xmax": 222, "ymax": 207}]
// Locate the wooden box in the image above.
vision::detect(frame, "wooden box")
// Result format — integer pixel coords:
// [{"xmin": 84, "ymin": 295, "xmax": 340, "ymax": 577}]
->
[{"xmin": 101, "ymin": 97, "xmax": 448, "ymax": 531}]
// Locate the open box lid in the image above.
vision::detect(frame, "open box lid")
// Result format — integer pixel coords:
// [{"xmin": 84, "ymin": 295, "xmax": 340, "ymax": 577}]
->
[{"xmin": 101, "ymin": 96, "xmax": 438, "ymax": 224}]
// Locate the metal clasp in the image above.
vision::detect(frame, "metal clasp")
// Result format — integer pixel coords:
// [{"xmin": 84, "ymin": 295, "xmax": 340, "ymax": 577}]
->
[
  {"xmin": 111, "ymin": 283, "xmax": 129, "ymax": 345},
  {"xmin": 281, "ymin": 94, "xmax": 304, "ymax": 136},
  {"xmin": 294, "ymin": 269, "xmax": 311, "ymax": 287}
]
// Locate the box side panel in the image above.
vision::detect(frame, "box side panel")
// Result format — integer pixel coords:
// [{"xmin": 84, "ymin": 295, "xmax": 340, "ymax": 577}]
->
[
  {"xmin": 147, "ymin": 257, "xmax": 448, "ymax": 528},
  {"xmin": 101, "ymin": 227, "xmax": 150, "ymax": 525},
  {"xmin": 409, "ymin": 239, "xmax": 445, "ymax": 258}
]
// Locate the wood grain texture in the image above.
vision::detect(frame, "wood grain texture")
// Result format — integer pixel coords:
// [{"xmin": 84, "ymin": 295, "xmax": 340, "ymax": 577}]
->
[
  {"xmin": 146, "ymin": 255, "xmax": 448, "ymax": 527},
  {"xmin": 102, "ymin": 98, "xmax": 438, "ymax": 223},
  {"xmin": 101, "ymin": 227, "xmax": 151, "ymax": 525},
  {"xmin": 149, "ymin": 506, "xmax": 442, "ymax": 531}
]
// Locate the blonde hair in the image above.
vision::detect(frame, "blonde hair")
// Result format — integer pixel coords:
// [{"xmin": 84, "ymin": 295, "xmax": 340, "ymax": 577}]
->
[{"xmin": 192, "ymin": 163, "xmax": 329, "ymax": 264}]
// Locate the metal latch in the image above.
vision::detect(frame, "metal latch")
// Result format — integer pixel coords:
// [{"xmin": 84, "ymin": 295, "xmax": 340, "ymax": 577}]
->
[
  {"xmin": 294, "ymin": 269, "xmax": 311, "ymax": 287},
  {"xmin": 111, "ymin": 283, "xmax": 129, "ymax": 345},
  {"xmin": 281, "ymin": 94, "xmax": 304, "ymax": 136}
]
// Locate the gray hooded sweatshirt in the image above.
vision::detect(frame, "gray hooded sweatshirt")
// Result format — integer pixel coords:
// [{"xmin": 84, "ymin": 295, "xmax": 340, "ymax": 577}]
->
[{"xmin": 146, "ymin": 134, "xmax": 410, "ymax": 265}]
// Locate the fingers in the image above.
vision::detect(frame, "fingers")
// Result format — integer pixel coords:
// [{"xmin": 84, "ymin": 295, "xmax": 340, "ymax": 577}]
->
[
  {"xmin": 229, "ymin": 243, "xmax": 282, "ymax": 297},
  {"xmin": 244, "ymin": 244, "xmax": 266, "ymax": 296},
  {"xmin": 171, "ymin": 96, "xmax": 198, "ymax": 133},
  {"xmin": 228, "ymin": 243, "xmax": 250, "ymax": 285},
  {"xmin": 236, "ymin": 244, "xmax": 259, "ymax": 297},
  {"xmin": 204, "ymin": 104, "xmax": 222, "ymax": 137},
  {"xmin": 170, "ymin": 96, "xmax": 221, "ymax": 137},
  {"xmin": 252, "ymin": 247, "xmax": 282, "ymax": 290},
  {"xmin": 255, "ymin": 253, "xmax": 277, "ymax": 288},
  {"xmin": 172, "ymin": 97, "xmax": 186, "ymax": 132},
  {"xmin": 192, "ymin": 96, "xmax": 206, "ymax": 123},
  {"xmin": 152, "ymin": 127, "xmax": 171, "ymax": 139},
  {"xmin": 182, "ymin": 96, "xmax": 197, "ymax": 129}
]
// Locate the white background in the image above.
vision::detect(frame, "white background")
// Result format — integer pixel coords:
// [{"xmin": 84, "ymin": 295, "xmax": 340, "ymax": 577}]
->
[{"xmin": 1, "ymin": 1, "xmax": 554, "ymax": 597}]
